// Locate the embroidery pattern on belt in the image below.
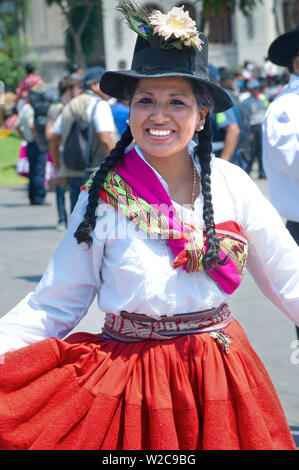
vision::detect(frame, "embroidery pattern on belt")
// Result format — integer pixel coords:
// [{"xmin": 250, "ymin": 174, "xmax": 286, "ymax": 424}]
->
[{"xmin": 101, "ymin": 303, "xmax": 232, "ymax": 353}]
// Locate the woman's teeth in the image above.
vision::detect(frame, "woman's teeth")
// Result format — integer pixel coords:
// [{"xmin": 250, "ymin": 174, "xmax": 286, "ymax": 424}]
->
[{"xmin": 149, "ymin": 129, "xmax": 172, "ymax": 136}]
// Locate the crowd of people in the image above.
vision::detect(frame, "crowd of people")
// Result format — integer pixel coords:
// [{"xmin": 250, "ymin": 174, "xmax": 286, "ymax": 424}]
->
[
  {"xmin": 0, "ymin": 2, "xmax": 298, "ymax": 450},
  {"xmin": 2, "ymin": 53, "xmax": 290, "ymax": 232},
  {"xmin": 208, "ymin": 59, "xmax": 288, "ymax": 177},
  {"xmin": 3, "ymin": 62, "xmax": 130, "ymax": 229}
]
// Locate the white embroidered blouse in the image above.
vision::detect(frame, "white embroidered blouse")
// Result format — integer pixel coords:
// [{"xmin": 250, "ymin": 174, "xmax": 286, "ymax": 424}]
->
[{"xmin": 1, "ymin": 145, "xmax": 299, "ymax": 354}]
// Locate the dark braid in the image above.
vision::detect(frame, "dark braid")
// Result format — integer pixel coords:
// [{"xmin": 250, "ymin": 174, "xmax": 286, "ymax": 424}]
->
[
  {"xmin": 193, "ymin": 114, "xmax": 225, "ymax": 271},
  {"xmin": 74, "ymin": 125, "xmax": 133, "ymax": 247}
]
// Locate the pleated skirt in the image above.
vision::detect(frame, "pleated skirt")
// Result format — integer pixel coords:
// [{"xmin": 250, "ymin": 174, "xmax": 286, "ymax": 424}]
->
[{"xmin": 0, "ymin": 319, "xmax": 296, "ymax": 450}]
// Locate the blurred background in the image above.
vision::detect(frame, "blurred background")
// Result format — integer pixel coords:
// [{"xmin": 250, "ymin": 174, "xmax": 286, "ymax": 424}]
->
[
  {"xmin": 0, "ymin": 0, "xmax": 298, "ymax": 91},
  {"xmin": 1, "ymin": 0, "xmax": 298, "ymax": 184}
]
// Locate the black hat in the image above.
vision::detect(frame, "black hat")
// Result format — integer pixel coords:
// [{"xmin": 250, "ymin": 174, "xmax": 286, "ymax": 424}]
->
[
  {"xmin": 268, "ymin": 26, "xmax": 299, "ymax": 66},
  {"xmin": 100, "ymin": 1, "xmax": 232, "ymax": 114}
]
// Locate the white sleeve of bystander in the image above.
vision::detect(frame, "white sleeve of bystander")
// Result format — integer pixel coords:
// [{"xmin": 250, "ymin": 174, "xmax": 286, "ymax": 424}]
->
[{"xmin": 262, "ymin": 94, "xmax": 299, "ymax": 177}]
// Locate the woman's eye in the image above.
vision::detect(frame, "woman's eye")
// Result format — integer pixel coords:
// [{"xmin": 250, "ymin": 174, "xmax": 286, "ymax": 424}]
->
[
  {"xmin": 170, "ymin": 99, "xmax": 185, "ymax": 105},
  {"xmin": 138, "ymin": 98, "xmax": 152, "ymax": 104}
]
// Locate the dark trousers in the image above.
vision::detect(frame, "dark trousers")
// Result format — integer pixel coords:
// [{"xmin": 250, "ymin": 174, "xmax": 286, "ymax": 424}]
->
[
  {"xmin": 56, "ymin": 177, "xmax": 85, "ymax": 225},
  {"xmin": 56, "ymin": 184, "xmax": 67, "ymax": 224},
  {"xmin": 26, "ymin": 141, "xmax": 46, "ymax": 204},
  {"xmin": 69, "ymin": 177, "xmax": 85, "ymax": 213},
  {"xmin": 286, "ymin": 220, "xmax": 299, "ymax": 340},
  {"xmin": 246, "ymin": 124, "xmax": 265, "ymax": 177}
]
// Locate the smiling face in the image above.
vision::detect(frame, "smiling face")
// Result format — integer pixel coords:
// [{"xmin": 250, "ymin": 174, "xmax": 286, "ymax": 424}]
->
[{"xmin": 129, "ymin": 77, "xmax": 207, "ymax": 164}]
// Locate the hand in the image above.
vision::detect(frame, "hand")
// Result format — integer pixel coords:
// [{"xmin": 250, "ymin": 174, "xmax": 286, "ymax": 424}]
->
[
  {"xmin": 50, "ymin": 165, "xmax": 60, "ymax": 186},
  {"xmin": 220, "ymin": 153, "xmax": 232, "ymax": 162}
]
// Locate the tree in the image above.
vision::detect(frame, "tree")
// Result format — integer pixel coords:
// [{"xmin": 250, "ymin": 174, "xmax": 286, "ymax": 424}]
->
[
  {"xmin": 46, "ymin": 0, "xmax": 102, "ymax": 69},
  {"xmin": 0, "ymin": 0, "xmax": 34, "ymax": 91},
  {"xmin": 0, "ymin": 36, "xmax": 35, "ymax": 91},
  {"xmin": 0, "ymin": 0, "xmax": 28, "ymax": 37}
]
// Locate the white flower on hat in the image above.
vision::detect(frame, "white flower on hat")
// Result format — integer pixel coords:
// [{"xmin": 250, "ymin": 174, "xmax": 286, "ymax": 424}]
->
[
  {"xmin": 117, "ymin": 1, "xmax": 203, "ymax": 52},
  {"xmin": 184, "ymin": 35, "xmax": 204, "ymax": 50},
  {"xmin": 149, "ymin": 6, "xmax": 199, "ymax": 43}
]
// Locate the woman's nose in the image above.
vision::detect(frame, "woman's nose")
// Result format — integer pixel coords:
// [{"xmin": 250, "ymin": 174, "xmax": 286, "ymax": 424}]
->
[{"xmin": 150, "ymin": 104, "xmax": 170, "ymax": 123}]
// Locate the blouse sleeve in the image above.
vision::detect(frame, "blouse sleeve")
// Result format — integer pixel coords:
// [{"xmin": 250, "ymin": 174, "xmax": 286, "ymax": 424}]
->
[
  {"xmin": 239, "ymin": 172, "xmax": 299, "ymax": 325},
  {"xmin": 0, "ymin": 191, "xmax": 104, "ymax": 355}
]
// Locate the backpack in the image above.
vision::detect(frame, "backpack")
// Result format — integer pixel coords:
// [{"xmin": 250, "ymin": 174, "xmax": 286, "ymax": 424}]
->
[
  {"xmin": 228, "ymin": 92, "xmax": 251, "ymax": 164},
  {"xmin": 29, "ymin": 85, "xmax": 60, "ymax": 152},
  {"xmin": 62, "ymin": 100, "xmax": 98, "ymax": 171}
]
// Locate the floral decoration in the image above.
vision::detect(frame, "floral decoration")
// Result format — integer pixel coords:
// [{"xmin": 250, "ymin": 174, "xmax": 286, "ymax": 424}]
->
[{"xmin": 117, "ymin": 0, "xmax": 203, "ymax": 52}]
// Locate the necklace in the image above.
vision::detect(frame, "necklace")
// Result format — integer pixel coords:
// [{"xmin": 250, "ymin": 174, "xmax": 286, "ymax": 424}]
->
[{"xmin": 191, "ymin": 161, "xmax": 197, "ymax": 211}]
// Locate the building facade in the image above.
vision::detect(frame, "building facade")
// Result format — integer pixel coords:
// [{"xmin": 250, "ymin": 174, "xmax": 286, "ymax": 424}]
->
[
  {"xmin": 101, "ymin": 0, "xmax": 280, "ymax": 72},
  {"xmin": 12, "ymin": 0, "xmax": 298, "ymax": 83},
  {"xmin": 25, "ymin": 0, "xmax": 67, "ymax": 84}
]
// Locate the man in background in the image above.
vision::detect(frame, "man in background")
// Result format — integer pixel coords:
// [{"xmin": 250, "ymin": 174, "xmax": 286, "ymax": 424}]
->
[
  {"xmin": 242, "ymin": 79, "xmax": 267, "ymax": 178},
  {"xmin": 263, "ymin": 26, "xmax": 299, "ymax": 340},
  {"xmin": 15, "ymin": 63, "xmax": 43, "ymax": 108},
  {"xmin": 50, "ymin": 66, "xmax": 117, "ymax": 215},
  {"xmin": 211, "ymin": 70, "xmax": 250, "ymax": 169},
  {"xmin": 15, "ymin": 97, "xmax": 46, "ymax": 205},
  {"xmin": 47, "ymin": 75, "xmax": 82, "ymax": 230}
]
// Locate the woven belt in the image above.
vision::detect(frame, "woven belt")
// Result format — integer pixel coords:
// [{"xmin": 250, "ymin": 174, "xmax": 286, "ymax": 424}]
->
[{"xmin": 102, "ymin": 303, "xmax": 233, "ymax": 353}]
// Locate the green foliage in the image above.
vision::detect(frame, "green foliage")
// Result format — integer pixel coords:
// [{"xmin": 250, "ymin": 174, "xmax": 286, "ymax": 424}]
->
[
  {"xmin": 64, "ymin": 4, "xmax": 102, "ymax": 63},
  {"xmin": 0, "ymin": 36, "xmax": 37, "ymax": 91},
  {"xmin": 0, "ymin": 0, "xmax": 28, "ymax": 34},
  {"xmin": 0, "ymin": 132, "xmax": 25, "ymax": 186},
  {"xmin": 0, "ymin": 0, "xmax": 36, "ymax": 91},
  {"xmin": 45, "ymin": 0, "xmax": 101, "ymax": 67}
]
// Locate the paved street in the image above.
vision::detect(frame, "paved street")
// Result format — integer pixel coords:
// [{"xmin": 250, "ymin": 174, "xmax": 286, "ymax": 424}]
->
[{"xmin": 0, "ymin": 170, "xmax": 298, "ymax": 447}]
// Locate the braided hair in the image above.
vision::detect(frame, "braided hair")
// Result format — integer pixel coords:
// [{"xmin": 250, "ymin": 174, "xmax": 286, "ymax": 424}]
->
[
  {"xmin": 74, "ymin": 125, "xmax": 133, "ymax": 246},
  {"xmin": 193, "ymin": 115, "xmax": 225, "ymax": 270},
  {"xmin": 191, "ymin": 81, "xmax": 226, "ymax": 270}
]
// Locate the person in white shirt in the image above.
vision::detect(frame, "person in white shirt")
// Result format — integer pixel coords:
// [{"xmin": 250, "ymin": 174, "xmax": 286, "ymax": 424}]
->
[
  {"xmin": 0, "ymin": 3, "xmax": 298, "ymax": 451},
  {"xmin": 49, "ymin": 66, "xmax": 117, "ymax": 216},
  {"xmin": 262, "ymin": 26, "xmax": 299, "ymax": 340}
]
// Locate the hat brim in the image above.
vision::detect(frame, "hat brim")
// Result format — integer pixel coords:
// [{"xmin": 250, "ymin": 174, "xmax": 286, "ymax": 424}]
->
[
  {"xmin": 268, "ymin": 29, "xmax": 299, "ymax": 66},
  {"xmin": 100, "ymin": 70, "xmax": 233, "ymax": 114}
]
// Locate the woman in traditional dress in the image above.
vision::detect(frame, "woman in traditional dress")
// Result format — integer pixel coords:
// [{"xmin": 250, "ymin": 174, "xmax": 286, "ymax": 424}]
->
[{"xmin": 0, "ymin": 2, "xmax": 298, "ymax": 450}]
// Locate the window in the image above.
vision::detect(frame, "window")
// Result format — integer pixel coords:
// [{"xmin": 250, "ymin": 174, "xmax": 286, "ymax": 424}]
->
[
  {"xmin": 283, "ymin": 0, "xmax": 299, "ymax": 32},
  {"xmin": 204, "ymin": 3, "xmax": 233, "ymax": 44}
]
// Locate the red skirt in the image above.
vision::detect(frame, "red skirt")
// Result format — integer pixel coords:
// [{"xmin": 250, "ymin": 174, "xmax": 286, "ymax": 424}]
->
[{"xmin": 0, "ymin": 319, "xmax": 296, "ymax": 450}]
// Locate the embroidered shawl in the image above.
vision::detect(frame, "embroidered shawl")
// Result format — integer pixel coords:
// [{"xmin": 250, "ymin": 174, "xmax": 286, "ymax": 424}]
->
[{"xmin": 82, "ymin": 148, "xmax": 248, "ymax": 294}]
